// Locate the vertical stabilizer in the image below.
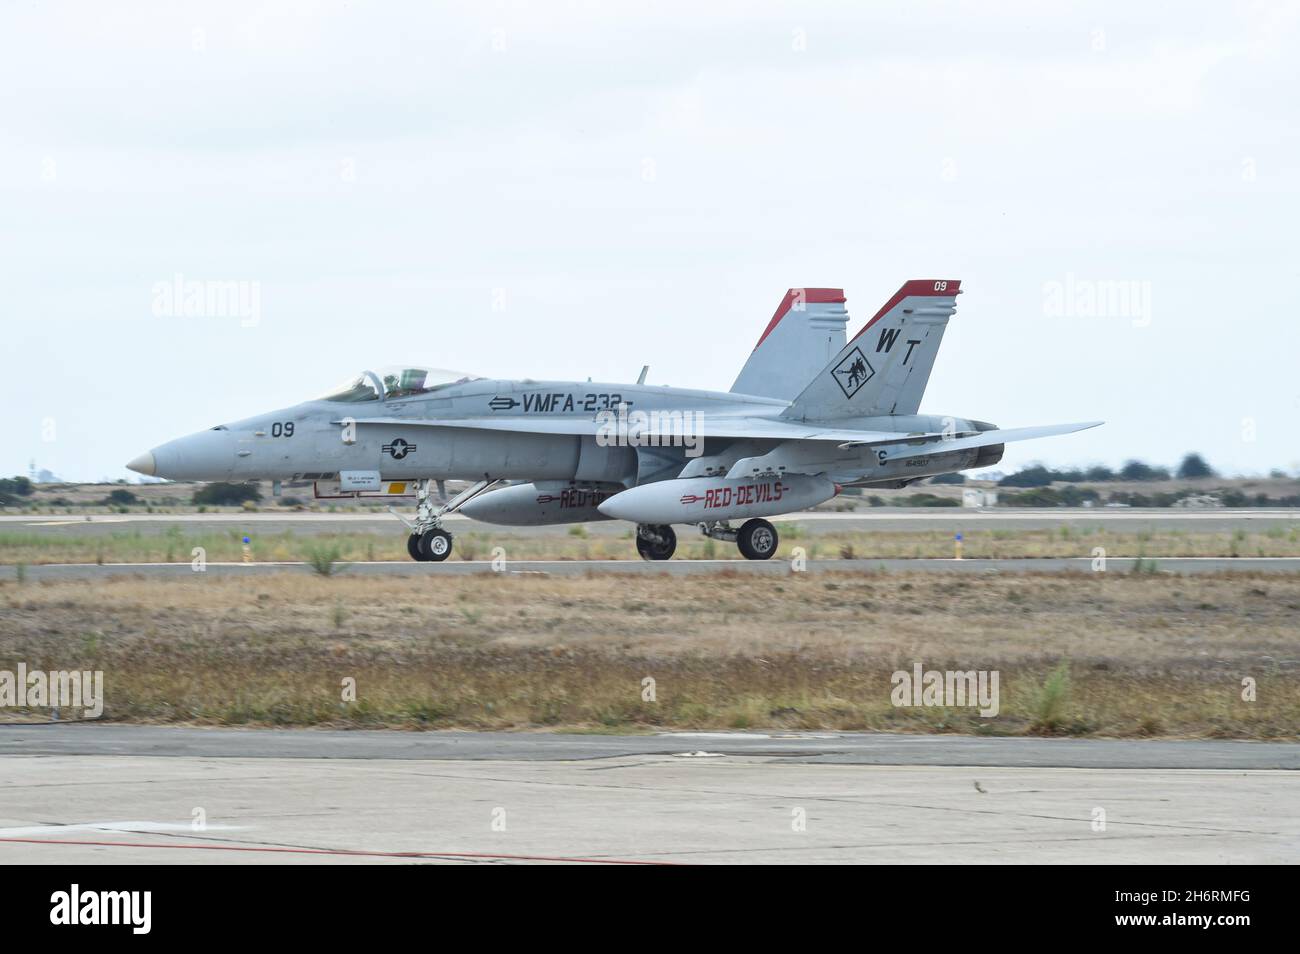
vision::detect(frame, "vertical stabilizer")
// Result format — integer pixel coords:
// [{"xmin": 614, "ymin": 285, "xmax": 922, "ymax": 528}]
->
[
  {"xmin": 731, "ymin": 288, "xmax": 849, "ymax": 400},
  {"xmin": 781, "ymin": 280, "xmax": 961, "ymax": 420}
]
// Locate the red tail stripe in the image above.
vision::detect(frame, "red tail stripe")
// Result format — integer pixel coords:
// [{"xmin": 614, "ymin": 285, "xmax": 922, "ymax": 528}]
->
[
  {"xmin": 752, "ymin": 287, "xmax": 846, "ymax": 351},
  {"xmin": 849, "ymin": 280, "xmax": 961, "ymax": 343}
]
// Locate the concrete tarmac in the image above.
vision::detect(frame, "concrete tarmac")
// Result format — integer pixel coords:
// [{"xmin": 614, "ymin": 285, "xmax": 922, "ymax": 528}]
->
[
  {"xmin": 5, "ymin": 556, "xmax": 1300, "ymax": 581},
  {"xmin": 0, "ymin": 726, "xmax": 1294, "ymax": 864}
]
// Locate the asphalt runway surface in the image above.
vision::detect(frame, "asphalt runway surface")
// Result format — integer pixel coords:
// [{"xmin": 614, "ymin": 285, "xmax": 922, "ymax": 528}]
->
[
  {"xmin": 4, "ymin": 725, "xmax": 1296, "ymax": 768},
  {"xmin": 5, "ymin": 507, "xmax": 1297, "ymax": 541},
  {"xmin": 6, "ymin": 556, "xmax": 1300, "ymax": 581},
  {"xmin": 10, "ymin": 507, "xmax": 1293, "ymax": 578},
  {"xmin": 0, "ymin": 726, "xmax": 1294, "ymax": 864}
]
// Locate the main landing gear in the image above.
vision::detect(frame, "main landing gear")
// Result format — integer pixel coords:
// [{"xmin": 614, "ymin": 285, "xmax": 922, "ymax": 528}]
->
[
  {"xmin": 736, "ymin": 519, "xmax": 779, "ymax": 560},
  {"xmin": 635, "ymin": 524, "xmax": 677, "ymax": 561},
  {"xmin": 400, "ymin": 477, "xmax": 501, "ymax": 562},
  {"xmin": 698, "ymin": 518, "xmax": 779, "ymax": 561}
]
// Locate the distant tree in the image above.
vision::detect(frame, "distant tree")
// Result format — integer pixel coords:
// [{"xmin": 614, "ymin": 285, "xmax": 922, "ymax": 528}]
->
[
  {"xmin": 928, "ymin": 472, "xmax": 966, "ymax": 485},
  {"xmin": 900, "ymin": 493, "xmax": 961, "ymax": 507},
  {"xmin": 999, "ymin": 487, "xmax": 1062, "ymax": 507},
  {"xmin": 999, "ymin": 465, "xmax": 1055, "ymax": 488},
  {"xmin": 1058, "ymin": 486, "xmax": 1100, "ymax": 505},
  {"xmin": 1176, "ymin": 453, "xmax": 1215, "ymax": 479},
  {"xmin": 192, "ymin": 482, "xmax": 262, "ymax": 506},
  {"xmin": 1084, "ymin": 465, "xmax": 1116, "ymax": 481},
  {"xmin": 1119, "ymin": 460, "xmax": 1171, "ymax": 482},
  {"xmin": 0, "ymin": 476, "xmax": 35, "ymax": 506},
  {"xmin": 104, "ymin": 488, "xmax": 139, "ymax": 505},
  {"xmin": 0, "ymin": 476, "xmax": 34, "ymax": 497},
  {"xmin": 1000, "ymin": 486, "xmax": 1101, "ymax": 507}
]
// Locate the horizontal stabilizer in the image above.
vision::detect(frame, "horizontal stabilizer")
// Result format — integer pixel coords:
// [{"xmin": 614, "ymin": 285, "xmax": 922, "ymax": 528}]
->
[{"xmin": 877, "ymin": 421, "xmax": 1104, "ymax": 462}]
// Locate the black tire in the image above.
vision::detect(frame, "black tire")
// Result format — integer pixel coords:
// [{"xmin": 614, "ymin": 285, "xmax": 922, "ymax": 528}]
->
[
  {"xmin": 737, "ymin": 518, "xmax": 778, "ymax": 560},
  {"xmin": 635, "ymin": 525, "xmax": 676, "ymax": 561},
  {"xmin": 406, "ymin": 534, "xmax": 426, "ymax": 561},
  {"xmin": 418, "ymin": 528, "xmax": 454, "ymax": 562}
]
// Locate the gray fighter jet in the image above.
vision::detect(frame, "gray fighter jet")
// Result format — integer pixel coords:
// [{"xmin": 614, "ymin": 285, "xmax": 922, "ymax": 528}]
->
[{"xmin": 127, "ymin": 280, "xmax": 1100, "ymax": 561}]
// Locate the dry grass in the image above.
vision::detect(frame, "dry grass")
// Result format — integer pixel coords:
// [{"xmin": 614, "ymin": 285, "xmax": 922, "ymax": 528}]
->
[{"xmin": 1, "ymin": 571, "xmax": 1297, "ymax": 738}]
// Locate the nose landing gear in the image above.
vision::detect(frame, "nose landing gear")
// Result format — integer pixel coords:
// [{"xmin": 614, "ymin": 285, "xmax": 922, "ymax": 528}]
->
[
  {"xmin": 416, "ymin": 528, "xmax": 454, "ymax": 561},
  {"xmin": 399, "ymin": 477, "xmax": 501, "ymax": 562}
]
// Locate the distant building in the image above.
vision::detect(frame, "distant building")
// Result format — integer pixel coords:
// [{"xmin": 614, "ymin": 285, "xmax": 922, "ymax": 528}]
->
[{"xmin": 962, "ymin": 489, "xmax": 998, "ymax": 508}]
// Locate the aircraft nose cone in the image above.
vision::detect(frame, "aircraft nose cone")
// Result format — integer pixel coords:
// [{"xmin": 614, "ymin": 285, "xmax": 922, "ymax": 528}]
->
[
  {"xmin": 125, "ymin": 452, "xmax": 156, "ymax": 476},
  {"xmin": 140, "ymin": 430, "xmax": 238, "ymax": 480}
]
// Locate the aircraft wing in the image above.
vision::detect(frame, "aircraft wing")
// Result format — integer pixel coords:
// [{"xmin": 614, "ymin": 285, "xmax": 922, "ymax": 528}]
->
[
  {"xmin": 337, "ymin": 416, "xmax": 1102, "ymax": 463},
  {"xmin": 335, "ymin": 415, "xmax": 908, "ymax": 444}
]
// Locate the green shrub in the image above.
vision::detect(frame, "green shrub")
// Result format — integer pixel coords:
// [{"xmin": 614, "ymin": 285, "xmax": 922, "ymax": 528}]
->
[
  {"xmin": 302, "ymin": 541, "xmax": 347, "ymax": 576},
  {"xmin": 193, "ymin": 482, "xmax": 262, "ymax": 506},
  {"xmin": 1033, "ymin": 663, "xmax": 1071, "ymax": 733}
]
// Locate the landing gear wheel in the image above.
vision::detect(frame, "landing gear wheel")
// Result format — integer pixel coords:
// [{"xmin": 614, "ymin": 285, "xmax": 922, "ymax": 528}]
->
[
  {"xmin": 737, "ymin": 518, "xmax": 778, "ymax": 560},
  {"xmin": 406, "ymin": 534, "xmax": 425, "ymax": 561},
  {"xmin": 635, "ymin": 525, "xmax": 677, "ymax": 561},
  {"xmin": 418, "ymin": 528, "xmax": 454, "ymax": 562}
]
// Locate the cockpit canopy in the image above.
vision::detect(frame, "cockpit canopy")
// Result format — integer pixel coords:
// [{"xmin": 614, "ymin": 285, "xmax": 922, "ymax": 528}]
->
[{"xmin": 316, "ymin": 366, "xmax": 481, "ymax": 403}]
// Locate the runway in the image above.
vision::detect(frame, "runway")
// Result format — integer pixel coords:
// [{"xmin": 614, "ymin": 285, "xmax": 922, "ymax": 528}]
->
[
  {"xmin": 5, "ymin": 507, "xmax": 1297, "ymax": 540},
  {"xmin": 6, "ymin": 556, "xmax": 1300, "ymax": 581},
  {"xmin": 0, "ymin": 726, "xmax": 1293, "ymax": 864},
  {"xmin": 4, "ymin": 724, "xmax": 1297, "ymax": 768}
]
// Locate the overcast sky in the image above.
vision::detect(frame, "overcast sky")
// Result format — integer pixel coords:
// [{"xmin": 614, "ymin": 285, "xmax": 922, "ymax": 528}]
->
[{"xmin": 2, "ymin": 0, "xmax": 1297, "ymax": 481}]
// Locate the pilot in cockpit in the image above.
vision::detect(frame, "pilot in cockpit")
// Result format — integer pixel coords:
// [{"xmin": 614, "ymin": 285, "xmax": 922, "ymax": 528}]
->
[{"xmin": 316, "ymin": 367, "xmax": 481, "ymax": 403}]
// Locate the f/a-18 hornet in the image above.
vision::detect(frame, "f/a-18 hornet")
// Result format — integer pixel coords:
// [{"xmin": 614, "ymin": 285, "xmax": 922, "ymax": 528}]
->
[{"xmin": 128, "ymin": 280, "xmax": 1100, "ymax": 561}]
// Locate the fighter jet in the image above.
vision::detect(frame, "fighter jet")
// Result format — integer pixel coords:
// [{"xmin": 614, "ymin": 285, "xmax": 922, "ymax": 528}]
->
[{"xmin": 127, "ymin": 280, "xmax": 1100, "ymax": 561}]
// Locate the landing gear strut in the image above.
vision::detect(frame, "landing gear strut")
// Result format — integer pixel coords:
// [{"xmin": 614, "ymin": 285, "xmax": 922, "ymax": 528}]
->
[
  {"xmin": 635, "ymin": 524, "xmax": 677, "ymax": 561},
  {"xmin": 399, "ymin": 477, "xmax": 501, "ymax": 562},
  {"xmin": 698, "ymin": 519, "xmax": 779, "ymax": 560},
  {"xmin": 697, "ymin": 520, "xmax": 739, "ymax": 543}
]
